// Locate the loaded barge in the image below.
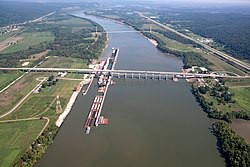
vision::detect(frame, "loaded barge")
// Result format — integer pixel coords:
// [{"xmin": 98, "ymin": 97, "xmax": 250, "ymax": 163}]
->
[{"xmin": 84, "ymin": 48, "xmax": 119, "ymax": 134}]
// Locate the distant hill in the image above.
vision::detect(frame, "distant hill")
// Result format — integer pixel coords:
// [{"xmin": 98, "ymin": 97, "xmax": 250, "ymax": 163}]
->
[
  {"xmin": 0, "ymin": 1, "xmax": 61, "ymax": 27},
  {"xmin": 0, "ymin": 1, "xmax": 99, "ymax": 27}
]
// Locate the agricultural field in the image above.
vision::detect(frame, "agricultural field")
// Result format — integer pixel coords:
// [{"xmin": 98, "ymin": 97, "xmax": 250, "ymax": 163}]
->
[
  {"xmin": 0, "ymin": 77, "xmax": 81, "ymax": 165},
  {"xmin": 153, "ymin": 32, "xmax": 193, "ymax": 52},
  {"xmin": 0, "ymin": 31, "xmax": 18, "ymax": 43},
  {"xmin": 198, "ymin": 50, "xmax": 246, "ymax": 76},
  {"xmin": 0, "ymin": 72, "xmax": 22, "ymax": 91},
  {"xmin": 0, "ymin": 73, "xmax": 48, "ymax": 115},
  {"xmin": 0, "ymin": 120, "xmax": 46, "ymax": 167},
  {"xmin": 37, "ymin": 17, "xmax": 96, "ymax": 35},
  {"xmin": 225, "ymin": 79, "xmax": 250, "ymax": 88},
  {"xmin": 20, "ymin": 50, "xmax": 49, "ymax": 62},
  {"xmin": 230, "ymin": 87, "xmax": 250, "ymax": 112},
  {"xmin": 47, "ymin": 17, "xmax": 93, "ymax": 27},
  {"xmin": 0, "ymin": 13, "xmax": 105, "ymax": 166},
  {"xmin": 4, "ymin": 79, "xmax": 80, "ymax": 120},
  {"xmin": 40, "ymin": 56, "xmax": 88, "ymax": 69},
  {"xmin": 141, "ymin": 23, "xmax": 164, "ymax": 31},
  {"xmin": 1, "ymin": 32, "xmax": 54, "ymax": 54}
]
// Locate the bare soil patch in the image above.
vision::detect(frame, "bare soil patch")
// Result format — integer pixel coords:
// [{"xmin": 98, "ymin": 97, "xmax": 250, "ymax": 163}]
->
[
  {"xmin": 0, "ymin": 37, "xmax": 23, "ymax": 52},
  {"xmin": 0, "ymin": 78, "xmax": 28, "ymax": 106},
  {"xmin": 20, "ymin": 50, "xmax": 49, "ymax": 62}
]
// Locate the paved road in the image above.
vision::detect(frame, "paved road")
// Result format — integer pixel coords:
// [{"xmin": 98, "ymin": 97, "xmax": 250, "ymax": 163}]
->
[{"xmin": 138, "ymin": 13, "xmax": 250, "ymax": 72}]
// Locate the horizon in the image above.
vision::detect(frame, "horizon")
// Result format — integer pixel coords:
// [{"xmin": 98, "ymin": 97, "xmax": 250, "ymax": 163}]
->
[{"xmin": 2, "ymin": 0, "xmax": 250, "ymax": 5}]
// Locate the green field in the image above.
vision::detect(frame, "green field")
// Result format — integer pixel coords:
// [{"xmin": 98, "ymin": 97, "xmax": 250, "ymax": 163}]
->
[
  {"xmin": 65, "ymin": 73, "xmax": 85, "ymax": 79},
  {"xmin": 225, "ymin": 79, "xmax": 250, "ymax": 87},
  {"xmin": 4, "ymin": 79, "xmax": 80, "ymax": 120},
  {"xmin": 0, "ymin": 31, "xmax": 18, "ymax": 43},
  {"xmin": 154, "ymin": 32, "xmax": 193, "ymax": 52},
  {"xmin": 0, "ymin": 78, "xmax": 80, "ymax": 165},
  {"xmin": 0, "ymin": 15, "xmax": 99, "ymax": 166},
  {"xmin": 1, "ymin": 32, "xmax": 54, "ymax": 54},
  {"xmin": 0, "ymin": 120, "xmax": 46, "ymax": 167},
  {"xmin": 230, "ymin": 87, "xmax": 250, "ymax": 112},
  {"xmin": 198, "ymin": 50, "xmax": 246, "ymax": 75},
  {"xmin": 46, "ymin": 17, "xmax": 94, "ymax": 33},
  {"xmin": 48, "ymin": 17, "xmax": 92, "ymax": 26},
  {"xmin": 141, "ymin": 23, "xmax": 164, "ymax": 31},
  {"xmin": 40, "ymin": 56, "xmax": 88, "ymax": 69},
  {"xmin": 0, "ymin": 72, "xmax": 22, "ymax": 91},
  {"xmin": 0, "ymin": 73, "xmax": 48, "ymax": 115}
]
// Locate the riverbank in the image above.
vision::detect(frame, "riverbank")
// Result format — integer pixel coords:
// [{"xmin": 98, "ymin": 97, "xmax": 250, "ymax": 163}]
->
[
  {"xmin": 212, "ymin": 122, "xmax": 250, "ymax": 167},
  {"xmin": 0, "ymin": 13, "xmax": 109, "ymax": 166},
  {"xmin": 36, "ymin": 11, "xmax": 225, "ymax": 167},
  {"xmin": 84, "ymin": 12, "xmax": 250, "ymax": 166},
  {"xmin": 56, "ymin": 79, "xmax": 89, "ymax": 127}
]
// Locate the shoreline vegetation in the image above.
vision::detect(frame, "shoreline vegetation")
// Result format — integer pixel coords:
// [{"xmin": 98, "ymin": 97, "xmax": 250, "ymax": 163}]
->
[
  {"xmin": 212, "ymin": 122, "xmax": 250, "ymax": 167},
  {"xmin": 85, "ymin": 12, "xmax": 212, "ymax": 70},
  {"xmin": 0, "ymin": 13, "xmax": 107, "ymax": 166},
  {"xmin": 85, "ymin": 11, "xmax": 250, "ymax": 166},
  {"xmin": 1, "ymin": 7, "xmax": 249, "ymax": 167}
]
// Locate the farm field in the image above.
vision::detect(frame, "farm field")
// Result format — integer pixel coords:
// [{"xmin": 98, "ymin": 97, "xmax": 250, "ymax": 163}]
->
[
  {"xmin": 0, "ymin": 73, "xmax": 48, "ymax": 115},
  {"xmin": 0, "ymin": 120, "xmax": 46, "ymax": 167},
  {"xmin": 0, "ymin": 31, "xmax": 18, "ymax": 43},
  {"xmin": 4, "ymin": 79, "xmax": 80, "ymax": 120},
  {"xmin": 0, "ymin": 72, "xmax": 22, "ymax": 91},
  {"xmin": 230, "ymin": 87, "xmax": 250, "ymax": 112},
  {"xmin": 40, "ymin": 56, "xmax": 88, "ymax": 69},
  {"xmin": 1, "ymin": 32, "xmax": 54, "ymax": 54}
]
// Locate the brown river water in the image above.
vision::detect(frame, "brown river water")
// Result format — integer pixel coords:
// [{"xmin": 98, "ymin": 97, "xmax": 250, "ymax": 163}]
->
[{"xmin": 36, "ymin": 12, "xmax": 225, "ymax": 167}]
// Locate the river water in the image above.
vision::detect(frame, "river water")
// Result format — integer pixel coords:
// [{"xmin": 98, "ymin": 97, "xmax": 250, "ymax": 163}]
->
[{"xmin": 37, "ymin": 12, "xmax": 225, "ymax": 167}]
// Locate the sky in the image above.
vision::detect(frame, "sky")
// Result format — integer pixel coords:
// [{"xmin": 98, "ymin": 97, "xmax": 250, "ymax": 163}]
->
[{"xmin": 3, "ymin": 0, "xmax": 250, "ymax": 4}]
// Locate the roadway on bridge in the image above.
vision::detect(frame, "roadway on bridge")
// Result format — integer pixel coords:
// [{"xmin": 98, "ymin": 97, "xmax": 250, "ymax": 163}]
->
[{"xmin": 0, "ymin": 67, "xmax": 249, "ymax": 79}]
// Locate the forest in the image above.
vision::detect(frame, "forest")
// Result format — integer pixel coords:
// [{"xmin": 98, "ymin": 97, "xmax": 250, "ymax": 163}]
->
[
  {"xmin": 157, "ymin": 11, "xmax": 250, "ymax": 61},
  {"xmin": 0, "ymin": 1, "xmax": 60, "ymax": 26},
  {"xmin": 213, "ymin": 122, "xmax": 250, "ymax": 167},
  {"xmin": 0, "ymin": 1, "xmax": 99, "ymax": 27}
]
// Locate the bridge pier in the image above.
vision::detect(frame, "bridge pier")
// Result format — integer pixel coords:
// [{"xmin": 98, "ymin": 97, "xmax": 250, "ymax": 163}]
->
[
  {"xmin": 145, "ymin": 73, "xmax": 147, "ymax": 80},
  {"xmin": 118, "ymin": 73, "xmax": 120, "ymax": 79},
  {"xmin": 131, "ymin": 73, "xmax": 134, "ymax": 79},
  {"xmin": 165, "ymin": 74, "xmax": 168, "ymax": 80},
  {"xmin": 124, "ymin": 73, "xmax": 127, "ymax": 79},
  {"xmin": 158, "ymin": 74, "xmax": 161, "ymax": 80},
  {"xmin": 138, "ymin": 73, "xmax": 141, "ymax": 79},
  {"xmin": 152, "ymin": 74, "xmax": 154, "ymax": 80}
]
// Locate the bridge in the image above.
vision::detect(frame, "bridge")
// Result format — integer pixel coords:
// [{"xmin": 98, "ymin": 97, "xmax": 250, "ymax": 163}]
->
[{"xmin": 0, "ymin": 67, "xmax": 250, "ymax": 79}]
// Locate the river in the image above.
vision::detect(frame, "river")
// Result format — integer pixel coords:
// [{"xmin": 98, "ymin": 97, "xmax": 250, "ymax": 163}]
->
[{"xmin": 37, "ymin": 12, "xmax": 225, "ymax": 167}]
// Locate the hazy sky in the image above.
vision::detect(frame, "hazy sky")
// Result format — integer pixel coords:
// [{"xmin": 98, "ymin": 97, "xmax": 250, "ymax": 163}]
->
[{"xmin": 3, "ymin": 0, "xmax": 250, "ymax": 4}]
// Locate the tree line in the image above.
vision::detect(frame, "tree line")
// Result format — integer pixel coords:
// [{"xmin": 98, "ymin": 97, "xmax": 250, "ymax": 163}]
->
[
  {"xmin": 143, "ymin": 32, "xmax": 211, "ymax": 69},
  {"xmin": 13, "ymin": 124, "xmax": 59, "ymax": 167},
  {"xmin": 213, "ymin": 122, "xmax": 250, "ymax": 167},
  {"xmin": 0, "ymin": 15, "xmax": 107, "ymax": 68},
  {"xmin": 89, "ymin": 9, "xmax": 212, "ymax": 69},
  {"xmin": 158, "ymin": 11, "xmax": 250, "ymax": 61},
  {"xmin": 191, "ymin": 84, "xmax": 250, "ymax": 123}
]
